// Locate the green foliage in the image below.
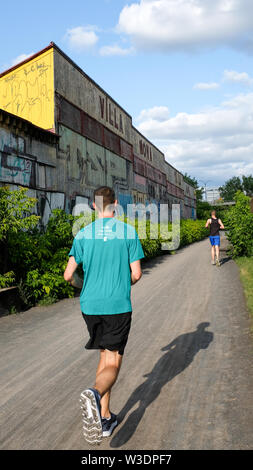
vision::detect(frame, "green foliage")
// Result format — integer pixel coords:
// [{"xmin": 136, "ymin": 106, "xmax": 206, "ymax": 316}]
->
[
  {"xmin": 0, "ymin": 185, "xmax": 40, "ymax": 287},
  {"xmin": 196, "ymin": 200, "xmax": 212, "ymax": 220},
  {"xmin": 236, "ymin": 256, "xmax": 253, "ymax": 322},
  {"xmin": 242, "ymin": 175, "xmax": 253, "ymax": 197},
  {"xmin": 2, "ymin": 189, "xmax": 209, "ymax": 309},
  {"xmin": 120, "ymin": 216, "xmax": 208, "ymax": 258},
  {"xmin": 218, "ymin": 176, "xmax": 253, "ymax": 201},
  {"xmin": 196, "ymin": 199, "xmax": 231, "ymax": 221},
  {"xmin": 180, "ymin": 219, "xmax": 209, "ymax": 247},
  {"xmin": 5, "ymin": 208, "xmax": 77, "ymax": 305},
  {"xmin": 183, "ymin": 173, "xmax": 203, "ymax": 203},
  {"xmin": 0, "ymin": 271, "xmax": 16, "ymax": 289},
  {"xmin": 224, "ymin": 191, "xmax": 253, "ymax": 258},
  {"xmin": 0, "ymin": 185, "xmax": 39, "ymax": 242}
]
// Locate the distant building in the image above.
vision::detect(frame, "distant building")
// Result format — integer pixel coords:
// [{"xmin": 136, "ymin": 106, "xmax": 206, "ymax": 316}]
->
[
  {"xmin": 0, "ymin": 42, "xmax": 196, "ymax": 222},
  {"xmin": 206, "ymin": 188, "xmax": 221, "ymax": 204}
]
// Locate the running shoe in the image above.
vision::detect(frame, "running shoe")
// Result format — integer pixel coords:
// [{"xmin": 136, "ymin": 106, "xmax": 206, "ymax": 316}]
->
[
  {"xmin": 216, "ymin": 259, "xmax": 221, "ymax": 267},
  {"xmin": 80, "ymin": 388, "xmax": 102, "ymax": 445},
  {"xmin": 211, "ymin": 260, "xmax": 215, "ymax": 265},
  {"xmin": 102, "ymin": 413, "xmax": 118, "ymax": 437}
]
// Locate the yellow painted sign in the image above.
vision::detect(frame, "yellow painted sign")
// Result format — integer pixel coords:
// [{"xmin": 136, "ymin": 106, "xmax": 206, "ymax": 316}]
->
[{"xmin": 0, "ymin": 48, "xmax": 54, "ymax": 130}]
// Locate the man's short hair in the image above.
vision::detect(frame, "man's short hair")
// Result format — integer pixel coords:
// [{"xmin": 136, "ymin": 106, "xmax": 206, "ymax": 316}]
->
[{"xmin": 94, "ymin": 186, "xmax": 116, "ymax": 212}]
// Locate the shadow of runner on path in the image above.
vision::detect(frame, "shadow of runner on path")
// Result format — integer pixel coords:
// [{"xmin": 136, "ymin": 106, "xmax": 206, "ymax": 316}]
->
[
  {"xmin": 220, "ymin": 256, "xmax": 232, "ymax": 265},
  {"xmin": 110, "ymin": 322, "xmax": 214, "ymax": 448}
]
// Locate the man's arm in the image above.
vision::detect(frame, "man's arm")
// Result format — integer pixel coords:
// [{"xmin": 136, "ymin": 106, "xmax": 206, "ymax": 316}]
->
[
  {"xmin": 205, "ymin": 219, "xmax": 211, "ymax": 228},
  {"xmin": 218, "ymin": 219, "xmax": 225, "ymax": 229},
  {"xmin": 64, "ymin": 256, "xmax": 83, "ymax": 289},
  {"xmin": 130, "ymin": 259, "xmax": 142, "ymax": 285}
]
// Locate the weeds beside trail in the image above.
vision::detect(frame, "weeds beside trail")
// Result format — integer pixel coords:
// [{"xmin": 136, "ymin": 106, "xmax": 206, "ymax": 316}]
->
[
  {"xmin": 236, "ymin": 257, "xmax": 253, "ymax": 326},
  {"xmin": 0, "ymin": 186, "xmax": 209, "ymax": 311}
]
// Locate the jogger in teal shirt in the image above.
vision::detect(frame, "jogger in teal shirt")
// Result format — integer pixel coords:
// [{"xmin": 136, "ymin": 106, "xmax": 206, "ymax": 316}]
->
[
  {"xmin": 68, "ymin": 216, "xmax": 144, "ymax": 315},
  {"xmin": 64, "ymin": 186, "xmax": 145, "ymax": 444}
]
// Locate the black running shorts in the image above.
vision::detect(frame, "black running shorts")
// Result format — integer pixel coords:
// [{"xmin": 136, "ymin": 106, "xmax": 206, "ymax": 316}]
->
[{"xmin": 82, "ymin": 311, "xmax": 132, "ymax": 356}]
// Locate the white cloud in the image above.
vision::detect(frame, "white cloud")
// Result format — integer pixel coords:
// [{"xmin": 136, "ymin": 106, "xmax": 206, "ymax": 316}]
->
[
  {"xmin": 223, "ymin": 69, "xmax": 253, "ymax": 86},
  {"xmin": 136, "ymin": 106, "xmax": 170, "ymax": 122},
  {"xmin": 99, "ymin": 44, "xmax": 135, "ymax": 56},
  {"xmin": 0, "ymin": 52, "xmax": 35, "ymax": 73},
  {"xmin": 117, "ymin": 0, "xmax": 253, "ymax": 53},
  {"xmin": 135, "ymin": 93, "xmax": 253, "ymax": 185},
  {"xmin": 65, "ymin": 26, "xmax": 99, "ymax": 51},
  {"xmin": 11, "ymin": 53, "xmax": 35, "ymax": 67},
  {"xmin": 193, "ymin": 82, "xmax": 220, "ymax": 90}
]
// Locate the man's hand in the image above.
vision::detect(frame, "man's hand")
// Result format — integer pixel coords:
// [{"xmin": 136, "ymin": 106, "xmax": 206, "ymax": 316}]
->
[
  {"xmin": 130, "ymin": 260, "xmax": 142, "ymax": 285},
  {"xmin": 218, "ymin": 219, "xmax": 225, "ymax": 229},
  {"xmin": 69, "ymin": 271, "xmax": 83, "ymax": 289},
  {"xmin": 64, "ymin": 256, "xmax": 83, "ymax": 289}
]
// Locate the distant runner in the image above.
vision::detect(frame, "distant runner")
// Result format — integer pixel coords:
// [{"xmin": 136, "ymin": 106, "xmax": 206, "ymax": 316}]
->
[
  {"xmin": 64, "ymin": 186, "xmax": 145, "ymax": 444},
  {"xmin": 205, "ymin": 210, "xmax": 224, "ymax": 266}
]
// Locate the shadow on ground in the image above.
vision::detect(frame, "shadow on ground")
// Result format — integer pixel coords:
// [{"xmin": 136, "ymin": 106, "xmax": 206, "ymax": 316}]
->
[
  {"xmin": 220, "ymin": 256, "xmax": 232, "ymax": 265},
  {"xmin": 110, "ymin": 323, "xmax": 214, "ymax": 448}
]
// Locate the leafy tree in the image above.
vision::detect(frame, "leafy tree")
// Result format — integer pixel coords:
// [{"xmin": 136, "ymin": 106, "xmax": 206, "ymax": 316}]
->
[
  {"xmin": 242, "ymin": 175, "xmax": 253, "ymax": 196},
  {"xmin": 0, "ymin": 186, "xmax": 39, "ymax": 274},
  {"xmin": 184, "ymin": 173, "xmax": 203, "ymax": 200},
  {"xmin": 224, "ymin": 191, "xmax": 253, "ymax": 257},
  {"xmin": 196, "ymin": 201, "xmax": 212, "ymax": 220},
  {"xmin": 219, "ymin": 176, "xmax": 243, "ymax": 201}
]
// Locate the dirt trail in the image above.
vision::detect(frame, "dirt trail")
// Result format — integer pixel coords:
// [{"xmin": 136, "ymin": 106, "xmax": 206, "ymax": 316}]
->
[{"xmin": 0, "ymin": 234, "xmax": 252, "ymax": 450}]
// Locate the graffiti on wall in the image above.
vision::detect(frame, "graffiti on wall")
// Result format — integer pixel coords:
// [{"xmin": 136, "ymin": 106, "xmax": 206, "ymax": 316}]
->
[
  {"xmin": 0, "ymin": 153, "xmax": 34, "ymax": 186},
  {"xmin": 0, "ymin": 128, "xmax": 25, "ymax": 153},
  {"xmin": 58, "ymin": 124, "xmax": 129, "ymax": 193},
  {"xmin": 0, "ymin": 49, "xmax": 54, "ymax": 130},
  {"xmin": 0, "ymin": 127, "xmax": 35, "ymax": 186}
]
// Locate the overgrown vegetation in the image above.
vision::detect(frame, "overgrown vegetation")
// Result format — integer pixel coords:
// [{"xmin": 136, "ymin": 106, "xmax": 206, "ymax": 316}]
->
[
  {"xmin": 236, "ymin": 257, "xmax": 253, "ymax": 323},
  {"xmin": 219, "ymin": 175, "xmax": 253, "ymax": 201},
  {"xmin": 183, "ymin": 172, "xmax": 230, "ymax": 220},
  {"xmin": 222, "ymin": 190, "xmax": 253, "ymax": 323},
  {"xmin": 224, "ymin": 191, "xmax": 253, "ymax": 258},
  {"xmin": 0, "ymin": 186, "xmax": 209, "ymax": 310}
]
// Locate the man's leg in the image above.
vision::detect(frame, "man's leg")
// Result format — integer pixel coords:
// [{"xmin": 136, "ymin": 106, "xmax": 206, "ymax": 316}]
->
[
  {"xmin": 215, "ymin": 244, "xmax": 219, "ymax": 260},
  {"xmin": 211, "ymin": 245, "xmax": 215, "ymax": 262},
  {"xmin": 96, "ymin": 350, "xmax": 112, "ymax": 419},
  {"xmin": 94, "ymin": 349, "xmax": 123, "ymax": 407}
]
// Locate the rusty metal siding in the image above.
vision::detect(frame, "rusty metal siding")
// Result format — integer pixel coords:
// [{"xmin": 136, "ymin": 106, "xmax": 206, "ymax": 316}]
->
[
  {"xmin": 120, "ymin": 138, "xmax": 133, "ymax": 162},
  {"xmin": 104, "ymin": 128, "xmax": 120, "ymax": 156},
  {"xmin": 82, "ymin": 111, "xmax": 104, "ymax": 146},
  {"xmin": 60, "ymin": 97, "xmax": 82, "ymax": 134},
  {"xmin": 134, "ymin": 154, "xmax": 145, "ymax": 176}
]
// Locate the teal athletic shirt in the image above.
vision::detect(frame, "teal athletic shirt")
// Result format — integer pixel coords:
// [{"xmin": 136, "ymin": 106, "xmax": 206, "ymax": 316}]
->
[{"xmin": 68, "ymin": 217, "xmax": 145, "ymax": 315}]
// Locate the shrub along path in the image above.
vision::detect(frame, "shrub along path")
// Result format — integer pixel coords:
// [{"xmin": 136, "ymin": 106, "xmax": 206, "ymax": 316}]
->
[{"xmin": 0, "ymin": 234, "xmax": 252, "ymax": 450}]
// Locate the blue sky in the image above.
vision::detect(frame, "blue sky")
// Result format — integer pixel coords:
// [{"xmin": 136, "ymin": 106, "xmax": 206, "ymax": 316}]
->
[{"xmin": 1, "ymin": 0, "xmax": 253, "ymax": 188}]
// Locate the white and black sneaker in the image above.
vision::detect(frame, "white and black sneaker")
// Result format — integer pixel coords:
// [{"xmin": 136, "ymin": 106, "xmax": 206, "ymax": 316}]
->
[
  {"xmin": 80, "ymin": 388, "xmax": 102, "ymax": 445},
  {"xmin": 102, "ymin": 412, "xmax": 118, "ymax": 437}
]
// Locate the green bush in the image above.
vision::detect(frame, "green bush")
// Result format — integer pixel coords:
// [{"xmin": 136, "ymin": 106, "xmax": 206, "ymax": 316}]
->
[
  {"xmin": 180, "ymin": 219, "xmax": 209, "ymax": 247},
  {"xmin": 8, "ymin": 209, "xmax": 77, "ymax": 306},
  {"xmin": 2, "ymin": 189, "xmax": 209, "ymax": 308},
  {"xmin": 0, "ymin": 271, "xmax": 16, "ymax": 289},
  {"xmin": 119, "ymin": 216, "xmax": 208, "ymax": 259},
  {"xmin": 224, "ymin": 191, "xmax": 253, "ymax": 258}
]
